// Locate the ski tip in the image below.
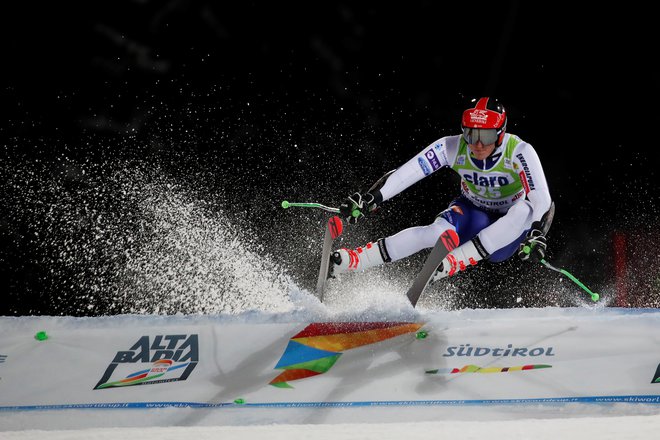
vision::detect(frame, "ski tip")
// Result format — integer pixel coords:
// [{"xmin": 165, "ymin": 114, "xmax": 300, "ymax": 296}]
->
[
  {"xmin": 440, "ymin": 229, "xmax": 460, "ymax": 251},
  {"xmin": 329, "ymin": 216, "xmax": 343, "ymax": 239}
]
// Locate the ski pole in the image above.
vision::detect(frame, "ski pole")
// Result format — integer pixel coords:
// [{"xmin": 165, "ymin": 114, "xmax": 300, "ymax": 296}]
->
[
  {"xmin": 539, "ymin": 258, "xmax": 600, "ymax": 302},
  {"xmin": 281, "ymin": 200, "xmax": 339, "ymax": 213},
  {"xmin": 281, "ymin": 200, "xmax": 361, "ymax": 218}
]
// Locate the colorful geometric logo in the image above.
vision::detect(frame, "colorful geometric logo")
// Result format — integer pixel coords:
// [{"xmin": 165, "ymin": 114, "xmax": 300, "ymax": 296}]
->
[
  {"xmin": 270, "ymin": 322, "xmax": 423, "ymax": 388},
  {"xmin": 95, "ymin": 359, "xmax": 192, "ymax": 389},
  {"xmin": 425, "ymin": 364, "xmax": 552, "ymax": 375}
]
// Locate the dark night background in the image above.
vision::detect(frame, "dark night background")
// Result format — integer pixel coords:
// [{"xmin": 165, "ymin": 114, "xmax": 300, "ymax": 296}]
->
[{"xmin": 1, "ymin": 2, "xmax": 658, "ymax": 315}]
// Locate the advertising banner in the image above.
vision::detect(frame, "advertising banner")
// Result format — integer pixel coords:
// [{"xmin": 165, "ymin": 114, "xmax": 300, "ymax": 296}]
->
[{"xmin": 1, "ymin": 309, "xmax": 659, "ymax": 411}]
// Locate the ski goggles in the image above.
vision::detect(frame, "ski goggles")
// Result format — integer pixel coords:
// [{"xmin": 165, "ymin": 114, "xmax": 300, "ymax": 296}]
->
[{"xmin": 462, "ymin": 127, "xmax": 500, "ymax": 145}]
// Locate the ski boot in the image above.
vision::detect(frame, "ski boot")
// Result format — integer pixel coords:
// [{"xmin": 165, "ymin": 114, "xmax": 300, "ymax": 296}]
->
[
  {"xmin": 329, "ymin": 239, "xmax": 387, "ymax": 277},
  {"xmin": 432, "ymin": 239, "xmax": 487, "ymax": 282}
]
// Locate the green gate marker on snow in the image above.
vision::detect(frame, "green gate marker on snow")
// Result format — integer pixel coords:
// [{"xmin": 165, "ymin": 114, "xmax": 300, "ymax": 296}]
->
[{"xmin": 35, "ymin": 331, "xmax": 49, "ymax": 341}]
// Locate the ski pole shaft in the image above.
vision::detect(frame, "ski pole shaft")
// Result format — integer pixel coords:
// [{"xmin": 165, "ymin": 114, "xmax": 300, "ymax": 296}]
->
[
  {"xmin": 281, "ymin": 200, "xmax": 340, "ymax": 213},
  {"xmin": 281, "ymin": 200, "xmax": 361, "ymax": 217},
  {"xmin": 540, "ymin": 259, "xmax": 600, "ymax": 302}
]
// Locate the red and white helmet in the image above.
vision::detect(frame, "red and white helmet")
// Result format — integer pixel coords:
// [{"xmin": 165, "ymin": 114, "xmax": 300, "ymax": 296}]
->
[{"xmin": 461, "ymin": 97, "xmax": 507, "ymax": 146}]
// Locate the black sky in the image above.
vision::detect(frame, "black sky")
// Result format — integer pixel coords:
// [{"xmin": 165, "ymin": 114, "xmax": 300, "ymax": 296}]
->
[{"xmin": 1, "ymin": 2, "xmax": 658, "ymax": 314}]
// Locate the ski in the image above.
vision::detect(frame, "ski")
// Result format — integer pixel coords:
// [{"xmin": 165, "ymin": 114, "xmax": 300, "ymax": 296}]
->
[
  {"xmin": 406, "ymin": 229, "xmax": 460, "ymax": 307},
  {"xmin": 316, "ymin": 215, "xmax": 344, "ymax": 301}
]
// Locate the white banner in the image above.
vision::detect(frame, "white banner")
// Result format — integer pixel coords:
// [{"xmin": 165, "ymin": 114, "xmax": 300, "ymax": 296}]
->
[{"xmin": 1, "ymin": 308, "xmax": 659, "ymax": 412}]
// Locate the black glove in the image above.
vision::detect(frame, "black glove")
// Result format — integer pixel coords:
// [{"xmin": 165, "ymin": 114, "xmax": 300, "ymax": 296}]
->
[
  {"xmin": 518, "ymin": 222, "xmax": 547, "ymax": 262},
  {"xmin": 339, "ymin": 192, "xmax": 376, "ymax": 225}
]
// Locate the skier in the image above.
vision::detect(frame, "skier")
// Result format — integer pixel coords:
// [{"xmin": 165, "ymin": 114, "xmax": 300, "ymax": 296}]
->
[{"xmin": 330, "ymin": 97, "xmax": 553, "ymax": 283}]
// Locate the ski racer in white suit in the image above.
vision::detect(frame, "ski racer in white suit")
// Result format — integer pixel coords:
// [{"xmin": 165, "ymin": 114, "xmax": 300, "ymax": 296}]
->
[{"xmin": 330, "ymin": 97, "xmax": 553, "ymax": 282}]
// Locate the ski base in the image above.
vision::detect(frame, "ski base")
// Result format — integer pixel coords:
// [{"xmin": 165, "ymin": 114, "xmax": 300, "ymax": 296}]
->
[
  {"xmin": 406, "ymin": 229, "xmax": 459, "ymax": 307},
  {"xmin": 315, "ymin": 216, "xmax": 343, "ymax": 301}
]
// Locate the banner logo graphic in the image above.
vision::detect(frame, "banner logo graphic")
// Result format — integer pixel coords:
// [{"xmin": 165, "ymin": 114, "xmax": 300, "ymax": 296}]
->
[
  {"xmin": 94, "ymin": 334, "xmax": 198, "ymax": 390},
  {"xmin": 443, "ymin": 343, "xmax": 555, "ymax": 357},
  {"xmin": 270, "ymin": 322, "xmax": 423, "ymax": 388},
  {"xmin": 426, "ymin": 364, "xmax": 552, "ymax": 375}
]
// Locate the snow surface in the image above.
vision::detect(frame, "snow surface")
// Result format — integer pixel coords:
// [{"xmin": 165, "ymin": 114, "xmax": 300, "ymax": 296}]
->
[{"xmin": 3, "ymin": 414, "xmax": 660, "ymax": 439}]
